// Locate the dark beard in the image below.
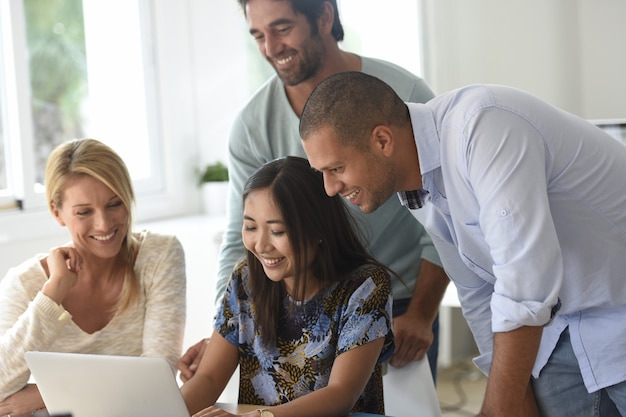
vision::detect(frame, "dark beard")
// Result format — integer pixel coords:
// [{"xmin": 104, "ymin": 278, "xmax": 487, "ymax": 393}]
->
[{"xmin": 271, "ymin": 36, "xmax": 325, "ymax": 86}]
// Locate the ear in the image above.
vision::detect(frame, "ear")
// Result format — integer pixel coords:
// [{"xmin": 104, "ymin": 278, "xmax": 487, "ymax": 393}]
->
[
  {"xmin": 317, "ymin": 1, "xmax": 334, "ymax": 36},
  {"xmin": 51, "ymin": 201, "xmax": 66, "ymax": 227},
  {"xmin": 370, "ymin": 125, "xmax": 394, "ymax": 157}
]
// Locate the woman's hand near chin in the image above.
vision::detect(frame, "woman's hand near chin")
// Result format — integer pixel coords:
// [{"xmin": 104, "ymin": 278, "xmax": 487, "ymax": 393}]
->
[{"xmin": 42, "ymin": 246, "xmax": 83, "ymax": 304}]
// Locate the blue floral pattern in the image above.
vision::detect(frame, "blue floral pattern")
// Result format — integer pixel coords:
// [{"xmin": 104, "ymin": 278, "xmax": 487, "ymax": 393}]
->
[{"xmin": 214, "ymin": 263, "xmax": 394, "ymax": 414}]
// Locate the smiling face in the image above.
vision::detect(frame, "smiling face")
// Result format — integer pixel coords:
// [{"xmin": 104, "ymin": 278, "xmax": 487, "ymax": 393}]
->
[
  {"xmin": 246, "ymin": 0, "xmax": 325, "ymax": 86},
  {"xmin": 242, "ymin": 187, "xmax": 316, "ymax": 296},
  {"xmin": 52, "ymin": 175, "xmax": 128, "ymax": 261},
  {"xmin": 303, "ymin": 125, "xmax": 397, "ymax": 214}
]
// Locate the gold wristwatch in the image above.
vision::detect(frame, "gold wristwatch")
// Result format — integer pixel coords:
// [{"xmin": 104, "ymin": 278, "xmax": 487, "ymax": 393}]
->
[{"xmin": 257, "ymin": 409, "xmax": 274, "ymax": 417}]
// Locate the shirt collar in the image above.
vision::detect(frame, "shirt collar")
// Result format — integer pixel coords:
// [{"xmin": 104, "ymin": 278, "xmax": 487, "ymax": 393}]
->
[
  {"xmin": 406, "ymin": 102, "xmax": 441, "ymax": 175},
  {"xmin": 397, "ymin": 103, "xmax": 440, "ymax": 209},
  {"xmin": 398, "ymin": 189, "xmax": 429, "ymax": 209}
]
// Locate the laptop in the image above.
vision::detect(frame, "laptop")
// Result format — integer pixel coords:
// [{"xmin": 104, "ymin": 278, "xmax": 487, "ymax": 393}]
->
[{"xmin": 25, "ymin": 351, "xmax": 191, "ymax": 417}]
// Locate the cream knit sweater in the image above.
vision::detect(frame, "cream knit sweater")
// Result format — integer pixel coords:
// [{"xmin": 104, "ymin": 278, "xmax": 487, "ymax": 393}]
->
[{"xmin": 0, "ymin": 230, "xmax": 186, "ymax": 400}]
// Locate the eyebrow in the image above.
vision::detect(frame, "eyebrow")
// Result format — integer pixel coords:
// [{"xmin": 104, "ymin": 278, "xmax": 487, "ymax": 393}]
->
[
  {"xmin": 314, "ymin": 162, "xmax": 340, "ymax": 173},
  {"xmin": 249, "ymin": 18, "xmax": 294, "ymax": 35},
  {"xmin": 243, "ymin": 215, "xmax": 284, "ymax": 225},
  {"xmin": 71, "ymin": 195, "xmax": 119, "ymax": 209}
]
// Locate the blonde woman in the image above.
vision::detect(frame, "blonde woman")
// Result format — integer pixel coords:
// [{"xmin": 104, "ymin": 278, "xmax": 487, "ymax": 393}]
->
[{"xmin": 0, "ymin": 139, "xmax": 186, "ymax": 416}]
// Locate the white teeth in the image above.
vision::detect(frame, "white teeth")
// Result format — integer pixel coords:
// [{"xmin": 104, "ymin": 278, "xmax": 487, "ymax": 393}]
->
[
  {"xmin": 263, "ymin": 257, "xmax": 283, "ymax": 265},
  {"xmin": 276, "ymin": 55, "xmax": 293, "ymax": 65},
  {"xmin": 346, "ymin": 189, "xmax": 360, "ymax": 199},
  {"xmin": 93, "ymin": 231, "xmax": 115, "ymax": 241}
]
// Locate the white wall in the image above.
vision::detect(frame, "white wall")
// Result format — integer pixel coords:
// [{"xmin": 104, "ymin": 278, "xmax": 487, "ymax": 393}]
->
[
  {"xmin": 187, "ymin": 1, "xmax": 253, "ymax": 167},
  {"xmin": 421, "ymin": 0, "xmax": 626, "ymax": 119}
]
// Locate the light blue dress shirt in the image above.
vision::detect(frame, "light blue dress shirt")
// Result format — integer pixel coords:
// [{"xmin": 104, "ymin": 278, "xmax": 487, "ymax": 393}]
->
[{"xmin": 401, "ymin": 84, "xmax": 626, "ymax": 392}]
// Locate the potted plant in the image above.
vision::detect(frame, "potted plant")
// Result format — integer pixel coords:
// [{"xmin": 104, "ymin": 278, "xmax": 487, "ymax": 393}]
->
[{"xmin": 198, "ymin": 161, "xmax": 229, "ymax": 216}]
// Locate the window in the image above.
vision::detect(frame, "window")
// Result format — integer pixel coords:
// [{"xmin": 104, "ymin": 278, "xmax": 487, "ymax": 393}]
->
[
  {"xmin": 0, "ymin": 60, "xmax": 8, "ymax": 206},
  {"xmin": 338, "ymin": 0, "xmax": 425, "ymax": 78},
  {"xmin": 0, "ymin": 0, "xmax": 162, "ymax": 215}
]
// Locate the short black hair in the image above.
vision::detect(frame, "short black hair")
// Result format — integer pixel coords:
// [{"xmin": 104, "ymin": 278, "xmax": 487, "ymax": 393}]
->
[{"xmin": 300, "ymin": 71, "xmax": 410, "ymax": 148}]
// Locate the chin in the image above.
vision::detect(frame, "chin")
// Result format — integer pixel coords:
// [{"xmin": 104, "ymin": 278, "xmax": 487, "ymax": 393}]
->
[{"xmin": 358, "ymin": 202, "xmax": 380, "ymax": 214}]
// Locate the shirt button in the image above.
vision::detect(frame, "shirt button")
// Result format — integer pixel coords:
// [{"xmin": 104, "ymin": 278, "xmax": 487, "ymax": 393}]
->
[{"xmin": 499, "ymin": 209, "xmax": 508, "ymax": 216}]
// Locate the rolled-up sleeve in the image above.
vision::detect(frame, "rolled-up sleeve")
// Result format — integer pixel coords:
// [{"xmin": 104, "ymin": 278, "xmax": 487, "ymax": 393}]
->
[{"xmin": 466, "ymin": 109, "xmax": 562, "ymax": 332}]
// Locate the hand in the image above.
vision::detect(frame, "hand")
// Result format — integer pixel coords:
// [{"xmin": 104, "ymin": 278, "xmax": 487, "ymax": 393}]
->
[
  {"xmin": 178, "ymin": 338, "xmax": 210, "ymax": 382},
  {"xmin": 389, "ymin": 312, "xmax": 433, "ymax": 368},
  {"xmin": 0, "ymin": 384, "xmax": 46, "ymax": 417},
  {"xmin": 42, "ymin": 246, "xmax": 82, "ymax": 304},
  {"xmin": 192, "ymin": 405, "xmax": 254, "ymax": 417}
]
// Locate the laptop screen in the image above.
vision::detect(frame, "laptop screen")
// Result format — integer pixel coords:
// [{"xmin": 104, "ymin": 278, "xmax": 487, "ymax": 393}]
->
[{"xmin": 25, "ymin": 351, "xmax": 190, "ymax": 417}]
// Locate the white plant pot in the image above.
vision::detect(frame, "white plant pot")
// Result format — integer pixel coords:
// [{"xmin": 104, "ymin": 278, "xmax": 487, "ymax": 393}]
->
[{"xmin": 201, "ymin": 181, "xmax": 229, "ymax": 216}]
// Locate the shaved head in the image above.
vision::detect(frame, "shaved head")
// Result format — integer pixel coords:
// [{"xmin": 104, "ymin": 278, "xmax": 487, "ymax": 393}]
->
[{"xmin": 299, "ymin": 71, "xmax": 410, "ymax": 148}]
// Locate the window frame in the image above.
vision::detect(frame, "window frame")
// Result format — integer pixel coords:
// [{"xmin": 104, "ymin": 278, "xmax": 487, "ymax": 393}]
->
[
  {"xmin": 0, "ymin": 0, "xmax": 37, "ymax": 212},
  {"xmin": 0, "ymin": 0, "xmax": 196, "ymax": 244}
]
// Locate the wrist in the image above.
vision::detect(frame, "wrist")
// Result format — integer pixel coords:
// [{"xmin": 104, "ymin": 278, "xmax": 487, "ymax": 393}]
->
[
  {"xmin": 399, "ymin": 305, "xmax": 434, "ymax": 326},
  {"xmin": 41, "ymin": 278, "xmax": 70, "ymax": 304},
  {"xmin": 257, "ymin": 408, "xmax": 274, "ymax": 417}
]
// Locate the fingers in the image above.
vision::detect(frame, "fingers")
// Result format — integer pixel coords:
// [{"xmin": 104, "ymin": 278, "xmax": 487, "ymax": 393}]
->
[
  {"xmin": 189, "ymin": 341, "xmax": 207, "ymax": 372},
  {"xmin": 178, "ymin": 369, "xmax": 192, "ymax": 383},
  {"xmin": 177, "ymin": 352, "xmax": 195, "ymax": 382},
  {"xmin": 178, "ymin": 338, "xmax": 209, "ymax": 382},
  {"xmin": 389, "ymin": 333, "xmax": 430, "ymax": 367},
  {"xmin": 391, "ymin": 345, "xmax": 427, "ymax": 367},
  {"xmin": 0, "ymin": 384, "xmax": 46, "ymax": 417},
  {"xmin": 49, "ymin": 246, "xmax": 83, "ymax": 273},
  {"xmin": 192, "ymin": 405, "xmax": 233, "ymax": 417},
  {"xmin": 389, "ymin": 313, "xmax": 434, "ymax": 367},
  {"xmin": 42, "ymin": 247, "xmax": 83, "ymax": 304}
]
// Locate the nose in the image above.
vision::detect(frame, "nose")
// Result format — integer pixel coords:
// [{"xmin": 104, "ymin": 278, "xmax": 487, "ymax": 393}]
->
[
  {"xmin": 323, "ymin": 172, "xmax": 343, "ymax": 197},
  {"xmin": 254, "ymin": 229, "xmax": 272, "ymax": 253},
  {"xmin": 93, "ymin": 209, "xmax": 111, "ymax": 230},
  {"xmin": 263, "ymin": 33, "xmax": 283, "ymax": 58}
]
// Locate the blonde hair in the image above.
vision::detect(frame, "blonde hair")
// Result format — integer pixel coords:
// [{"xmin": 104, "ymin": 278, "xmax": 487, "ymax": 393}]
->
[{"xmin": 45, "ymin": 138, "xmax": 140, "ymax": 312}]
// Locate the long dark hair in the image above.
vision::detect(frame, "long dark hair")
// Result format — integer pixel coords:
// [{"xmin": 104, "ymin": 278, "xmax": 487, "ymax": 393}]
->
[{"xmin": 243, "ymin": 156, "xmax": 387, "ymax": 345}]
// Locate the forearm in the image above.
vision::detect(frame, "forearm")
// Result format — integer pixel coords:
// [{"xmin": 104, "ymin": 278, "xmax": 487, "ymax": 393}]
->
[
  {"xmin": 181, "ymin": 331, "xmax": 239, "ymax": 415},
  {"xmin": 180, "ymin": 372, "xmax": 222, "ymax": 414},
  {"xmin": 0, "ymin": 383, "xmax": 46, "ymax": 415},
  {"xmin": 0, "ymin": 292, "xmax": 69, "ymax": 400},
  {"xmin": 142, "ymin": 300, "xmax": 186, "ymax": 369},
  {"xmin": 141, "ymin": 237, "xmax": 187, "ymax": 367},
  {"xmin": 390, "ymin": 260, "xmax": 449, "ymax": 366},
  {"xmin": 262, "ymin": 340, "xmax": 385, "ymax": 417},
  {"xmin": 264, "ymin": 383, "xmax": 362, "ymax": 417},
  {"xmin": 404, "ymin": 259, "xmax": 449, "ymax": 324},
  {"xmin": 480, "ymin": 326, "xmax": 542, "ymax": 417}
]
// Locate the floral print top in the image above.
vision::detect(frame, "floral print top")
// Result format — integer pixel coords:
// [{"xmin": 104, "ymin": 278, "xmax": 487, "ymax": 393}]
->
[{"xmin": 214, "ymin": 263, "xmax": 394, "ymax": 414}]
